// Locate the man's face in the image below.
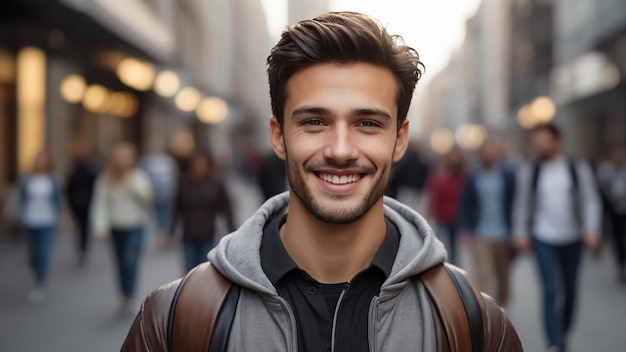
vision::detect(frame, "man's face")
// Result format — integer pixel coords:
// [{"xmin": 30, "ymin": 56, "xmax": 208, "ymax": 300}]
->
[
  {"xmin": 270, "ymin": 62, "xmax": 409, "ymax": 224},
  {"xmin": 479, "ymin": 143, "xmax": 499, "ymax": 167},
  {"xmin": 531, "ymin": 129, "xmax": 559, "ymax": 159}
]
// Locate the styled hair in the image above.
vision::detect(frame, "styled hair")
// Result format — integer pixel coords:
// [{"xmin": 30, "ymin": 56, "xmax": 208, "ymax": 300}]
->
[
  {"xmin": 267, "ymin": 11, "xmax": 424, "ymax": 129},
  {"xmin": 532, "ymin": 123, "xmax": 561, "ymax": 140}
]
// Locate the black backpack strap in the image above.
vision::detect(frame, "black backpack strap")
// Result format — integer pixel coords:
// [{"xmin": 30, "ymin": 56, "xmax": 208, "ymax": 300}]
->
[
  {"xmin": 445, "ymin": 265, "xmax": 484, "ymax": 352},
  {"xmin": 167, "ymin": 262, "xmax": 238, "ymax": 352},
  {"xmin": 208, "ymin": 285, "xmax": 241, "ymax": 352},
  {"xmin": 567, "ymin": 158, "xmax": 579, "ymax": 190}
]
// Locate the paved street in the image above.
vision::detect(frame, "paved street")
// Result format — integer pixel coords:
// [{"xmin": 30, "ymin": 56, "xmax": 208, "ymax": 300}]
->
[{"xmin": 1, "ymin": 179, "xmax": 625, "ymax": 351}]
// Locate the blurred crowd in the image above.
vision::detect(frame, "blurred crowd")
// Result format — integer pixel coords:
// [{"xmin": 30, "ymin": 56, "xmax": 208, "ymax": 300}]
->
[{"xmin": 1, "ymin": 139, "xmax": 257, "ymax": 313}]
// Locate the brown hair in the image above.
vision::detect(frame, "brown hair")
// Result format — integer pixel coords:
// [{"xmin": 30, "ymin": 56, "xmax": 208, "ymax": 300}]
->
[{"xmin": 267, "ymin": 11, "xmax": 424, "ymax": 129}]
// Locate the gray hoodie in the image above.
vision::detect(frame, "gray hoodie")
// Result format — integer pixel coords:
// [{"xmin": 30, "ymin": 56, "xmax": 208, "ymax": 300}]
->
[{"xmin": 208, "ymin": 192, "xmax": 447, "ymax": 351}]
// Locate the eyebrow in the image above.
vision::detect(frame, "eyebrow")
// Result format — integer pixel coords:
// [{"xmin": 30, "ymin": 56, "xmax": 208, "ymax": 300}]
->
[{"xmin": 291, "ymin": 107, "xmax": 391, "ymax": 120}]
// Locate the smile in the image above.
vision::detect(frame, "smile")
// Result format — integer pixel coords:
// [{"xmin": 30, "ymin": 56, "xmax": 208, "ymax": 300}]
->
[{"xmin": 318, "ymin": 173, "xmax": 362, "ymax": 185}]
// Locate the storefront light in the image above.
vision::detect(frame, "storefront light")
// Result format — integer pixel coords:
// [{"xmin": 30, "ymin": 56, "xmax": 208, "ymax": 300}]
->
[
  {"xmin": 116, "ymin": 57, "xmax": 155, "ymax": 91},
  {"xmin": 17, "ymin": 46, "xmax": 46, "ymax": 174},
  {"xmin": 60, "ymin": 74, "xmax": 86, "ymax": 104},
  {"xmin": 154, "ymin": 70, "xmax": 180, "ymax": 97},
  {"xmin": 530, "ymin": 96, "xmax": 556, "ymax": 124},
  {"xmin": 456, "ymin": 124, "xmax": 487, "ymax": 151},
  {"xmin": 196, "ymin": 97, "xmax": 228, "ymax": 124},
  {"xmin": 430, "ymin": 128, "xmax": 454, "ymax": 155},
  {"xmin": 109, "ymin": 91, "xmax": 138, "ymax": 118},
  {"xmin": 517, "ymin": 105, "xmax": 535, "ymax": 129},
  {"xmin": 83, "ymin": 84, "xmax": 109, "ymax": 113},
  {"xmin": 175, "ymin": 87, "xmax": 200, "ymax": 112}
]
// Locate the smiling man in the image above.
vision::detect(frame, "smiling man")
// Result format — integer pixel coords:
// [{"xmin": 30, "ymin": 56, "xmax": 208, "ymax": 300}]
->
[{"xmin": 122, "ymin": 12, "xmax": 521, "ymax": 352}]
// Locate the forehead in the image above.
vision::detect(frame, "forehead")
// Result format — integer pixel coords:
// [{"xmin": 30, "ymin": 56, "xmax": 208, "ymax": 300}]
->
[{"xmin": 284, "ymin": 62, "xmax": 398, "ymax": 116}]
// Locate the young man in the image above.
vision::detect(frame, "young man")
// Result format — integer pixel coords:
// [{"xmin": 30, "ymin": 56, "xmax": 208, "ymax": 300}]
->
[
  {"xmin": 459, "ymin": 140, "xmax": 516, "ymax": 307},
  {"xmin": 122, "ymin": 12, "xmax": 521, "ymax": 351},
  {"xmin": 513, "ymin": 123, "xmax": 601, "ymax": 352}
]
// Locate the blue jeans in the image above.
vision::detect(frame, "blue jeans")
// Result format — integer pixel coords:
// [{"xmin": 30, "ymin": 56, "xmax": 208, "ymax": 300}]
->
[
  {"xmin": 25, "ymin": 226, "xmax": 57, "ymax": 284},
  {"xmin": 153, "ymin": 202, "xmax": 172, "ymax": 234},
  {"xmin": 533, "ymin": 237, "xmax": 582, "ymax": 350},
  {"xmin": 439, "ymin": 222, "xmax": 459, "ymax": 265},
  {"xmin": 182, "ymin": 239, "xmax": 215, "ymax": 272},
  {"xmin": 111, "ymin": 228, "xmax": 144, "ymax": 298}
]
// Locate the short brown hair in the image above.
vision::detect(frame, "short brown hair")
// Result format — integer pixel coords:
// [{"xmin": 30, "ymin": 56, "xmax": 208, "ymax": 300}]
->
[{"xmin": 267, "ymin": 11, "xmax": 424, "ymax": 129}]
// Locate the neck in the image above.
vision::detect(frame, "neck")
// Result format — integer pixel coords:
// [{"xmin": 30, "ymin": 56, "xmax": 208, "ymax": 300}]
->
[
  {"xmin": 545, "ymin": 151, "xmax": 562, "ymax": 161},
  {"xmin": 280, "ymin": 196, "xmax": 387, "ymax": 284},
  {"xmin": 482, "ymin": 162, "xmax": 496, "ymax": 171}
]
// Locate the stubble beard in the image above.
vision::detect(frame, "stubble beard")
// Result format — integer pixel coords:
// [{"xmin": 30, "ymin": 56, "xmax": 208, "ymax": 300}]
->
[{"xmin": 285, "ymin": 154, "xmax": 393, "ymax": 225}]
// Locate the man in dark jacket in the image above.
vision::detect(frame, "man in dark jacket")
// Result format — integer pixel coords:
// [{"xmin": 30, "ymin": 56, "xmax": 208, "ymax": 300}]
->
[{"xmin": 66, "ymin": 142, "xmax": 99, "ymax": 264}]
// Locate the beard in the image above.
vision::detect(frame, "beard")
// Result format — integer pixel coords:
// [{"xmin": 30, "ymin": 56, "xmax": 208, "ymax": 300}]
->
[{"xmin": 285, "ymin": 154, "xmax": 393, "ymax": 225}]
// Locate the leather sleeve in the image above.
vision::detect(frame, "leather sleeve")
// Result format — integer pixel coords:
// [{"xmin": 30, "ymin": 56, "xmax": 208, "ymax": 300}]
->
[
  {"xmin": 120, "ymin": 279, "xmax": 181, "ymax": 352},
  {"xmin": 482, "ymin": 294, "xmax": 523, "ymax": 351}
]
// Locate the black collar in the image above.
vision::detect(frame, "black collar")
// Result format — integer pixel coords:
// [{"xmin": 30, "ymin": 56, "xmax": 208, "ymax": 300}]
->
[{"xmin": 260, "ymin": 214, "xmax": 400, "ymax": 286}]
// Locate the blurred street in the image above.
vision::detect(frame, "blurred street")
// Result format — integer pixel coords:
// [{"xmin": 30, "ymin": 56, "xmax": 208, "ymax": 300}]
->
[{"xmin": 1, "ymin": 178, "xmax": 625, "ymax": 351}]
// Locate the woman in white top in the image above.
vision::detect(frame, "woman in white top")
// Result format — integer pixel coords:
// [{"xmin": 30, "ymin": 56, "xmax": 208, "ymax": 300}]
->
[
  {"xmin": 91, "ymin": 143, "xmax": 153, "ymax": 311},
  {"xmin": 18, "ymin": 151, "xmax": 67, "ymax": 303}
]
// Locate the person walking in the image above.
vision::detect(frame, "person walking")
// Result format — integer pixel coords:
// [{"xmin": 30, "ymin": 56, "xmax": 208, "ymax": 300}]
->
[
  {"xmin": 139, "ymin": 140, "xmax": 178, "ymax": 238},
  {"xmin": 426, "ymin": 147, "xmax": 466, "ymax": 265},
  {"xmin": 122, "ymin": 12, "xmax": 521, "ymax": 351},
  {"xmin": 165, "ymin": 151, "xmax": 236, "ymax": 272},
  {"xmin": 91, "ymin": 142, "xmax": 153, "ymax": 312},
  {"xmin": 513, "ymin": 123, "xmax": 601, "ymax": 352},
  {"xmin": 596, "ymin": 145, "xmax": 626, "ymax": 282},
  {"xmin": 17, "ymin": 151, "xmax": 68, "ymax": 303},
  {"xmin": 458, "ymin": 140, "xmax": 516, "ymax": 307},
  {"xmin": 66, "ymin": 141, "xmax": 99, "ymax": 265}
]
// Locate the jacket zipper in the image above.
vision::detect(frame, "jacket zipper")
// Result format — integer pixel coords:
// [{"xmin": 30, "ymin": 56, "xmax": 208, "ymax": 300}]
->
[
  {"xmin": 330, "ymin": 282, "xmax": 351, "ymax": 352},
  {"xmin": 368, "ymin": 297, "xmax": 379, "ymax": 352},
  {"xmin": 275, "ymin": 296, "xmax": 299, "ymax": 352}
]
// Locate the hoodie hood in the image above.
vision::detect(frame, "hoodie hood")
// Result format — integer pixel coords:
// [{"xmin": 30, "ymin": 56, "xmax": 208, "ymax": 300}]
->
[{"xmin": 208, "ymin": 192, "xmax": 447, "ymax": 295}]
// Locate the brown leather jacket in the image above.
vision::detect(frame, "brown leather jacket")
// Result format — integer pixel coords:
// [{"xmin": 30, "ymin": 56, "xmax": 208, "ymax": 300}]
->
[{"xmin": 122, "ymin": 263, "xmax": 522, "ymax": 351}]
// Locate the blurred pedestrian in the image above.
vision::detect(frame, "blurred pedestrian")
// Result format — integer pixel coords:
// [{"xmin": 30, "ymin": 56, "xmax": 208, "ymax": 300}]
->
[
  {"xmin": 386, "ymin": 140, "xmax": 431, "ymax": 212},
  {"xmin": 257, "ymin": 150, "xmax": 287, "ymax": 200},
  {"xmin": 17, "ymin": 151, "xmax": 69, "ymax": 303},
  {"xmin": 139, "ymin": 140, "xmax": 178, "ymax": 238},
  {"xmin": 165, "ymin": 151, "xmax": 236, "ymax": 272},
  {"xmin": 426, "ymin": 147, "xmax": 466, "ymax": 264},
  {"xmin": 66, "ymin": 140, "xmax": 99, "ymax": 265},
  {"xmin": 91, "ymin": 142, "xmax": 153, "ymax": 312},
  {"xmin": 513, "ymin": 123, "xmax": 601, "ymax": 352},
  {"xmin": 596, "ymin": 145, "xmax": 626, "ymax": 282},
  {"xmin": 458, "ymin": 140, "xmax": 516, "ymax": 306}
]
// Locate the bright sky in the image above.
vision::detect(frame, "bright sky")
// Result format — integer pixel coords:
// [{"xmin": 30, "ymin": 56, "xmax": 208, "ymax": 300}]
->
[{"xmin": 261, "ymin": 0, "xmax": 482, "ymax": 80}]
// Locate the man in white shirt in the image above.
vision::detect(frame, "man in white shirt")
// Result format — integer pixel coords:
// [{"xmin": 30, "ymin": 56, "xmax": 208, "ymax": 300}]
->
[{"xmin": 513, "ymin": 123, "xmax": 601, "ymax": 352}]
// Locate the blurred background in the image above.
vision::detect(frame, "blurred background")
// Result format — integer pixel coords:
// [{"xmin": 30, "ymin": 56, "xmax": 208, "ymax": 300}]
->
[{"xmin": 0, "ymin": 0, "xmax": 625, "ymax": 351}]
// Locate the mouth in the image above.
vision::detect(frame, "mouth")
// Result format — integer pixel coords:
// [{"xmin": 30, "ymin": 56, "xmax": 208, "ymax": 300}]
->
[{"xmin": 316, "ymin": 172, "xmax": 363, "ymax": 185}]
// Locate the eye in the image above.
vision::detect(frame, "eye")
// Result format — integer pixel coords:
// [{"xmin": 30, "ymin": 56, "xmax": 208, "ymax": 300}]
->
[
  {"xmin": 304, "ymin": 119, "xmax": 324, "ymax": 126},
  {"xmin": 358, "ymin": 120, "xmax": 381, "ymax": 128}
]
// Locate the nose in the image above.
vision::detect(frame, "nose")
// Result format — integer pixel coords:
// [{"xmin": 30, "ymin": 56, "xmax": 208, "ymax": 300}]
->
[{"xmin": 322, "ymin": 123, "xmax": 359, "ymax": 163}]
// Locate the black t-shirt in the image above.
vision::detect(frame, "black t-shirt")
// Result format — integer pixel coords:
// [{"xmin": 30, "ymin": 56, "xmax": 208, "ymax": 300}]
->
[{"xmin": 260, "ymin": 214, "xmax": 400, "ymax": 352}]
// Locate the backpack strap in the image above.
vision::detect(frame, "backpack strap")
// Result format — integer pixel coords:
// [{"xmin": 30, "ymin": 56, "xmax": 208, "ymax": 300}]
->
[
  {"xmin": 168, "ymin": 262, "xmax": 240, "ymax": 352},
  {"xmin": 421, "ymin": 263, "xmax": 485, "ymax": 352}
]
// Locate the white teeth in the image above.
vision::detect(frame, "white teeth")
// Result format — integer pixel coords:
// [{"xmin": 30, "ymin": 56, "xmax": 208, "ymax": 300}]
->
[{"xmin": 320, "ymin": 173, "xmax": 360, "ymax": 185}]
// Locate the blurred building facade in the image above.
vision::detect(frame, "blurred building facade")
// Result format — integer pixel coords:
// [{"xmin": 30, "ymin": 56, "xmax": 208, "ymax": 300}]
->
[
  {"xmin": 419, "ymin": 0, "xmax": 626, "ymax": 160},
  {"xmin": 0, "ymin": 0, "xmax": 273, "ymax": 206}
]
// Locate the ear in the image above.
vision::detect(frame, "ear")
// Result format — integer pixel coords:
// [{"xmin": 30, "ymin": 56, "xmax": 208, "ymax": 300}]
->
[
  {"xmin": 393, "ymin": 120, "xmax": 410, "ymax": 163},
  {"xmin": 269, "ymin": 117, "xmax": 286, "ymax": 160}
]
